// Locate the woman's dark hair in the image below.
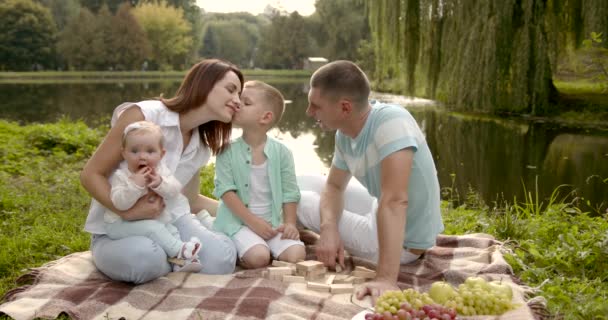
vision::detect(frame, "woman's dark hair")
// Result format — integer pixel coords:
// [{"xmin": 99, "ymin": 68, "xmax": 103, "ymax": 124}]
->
[{"xmin": 161, "ymin": 59, "xmax": 244, "ymax": 155}]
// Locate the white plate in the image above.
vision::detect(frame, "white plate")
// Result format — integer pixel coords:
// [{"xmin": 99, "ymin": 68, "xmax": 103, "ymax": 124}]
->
[{"xmin": 351, "ymin": 309, "xmax": 373, "ymax": 320}]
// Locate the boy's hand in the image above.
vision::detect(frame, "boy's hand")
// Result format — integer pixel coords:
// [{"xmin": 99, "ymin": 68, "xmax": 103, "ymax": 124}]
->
[
  {"xmin": 130, "ymin": 166, "xmax": 149, "ymax": 187},
  {"xmin": 276, "ymin": 223, "xmax": 300, "ymax": 240},
  {"xmin": 146, "ymin": 168, "xmax": 162, "ymax": 189},
  {"xmin": 248, "ymin": 216, "xmax": 278, "ymax": 240}
]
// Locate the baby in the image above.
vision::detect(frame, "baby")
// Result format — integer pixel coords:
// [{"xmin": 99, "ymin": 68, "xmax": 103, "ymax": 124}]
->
[{"xmin": 104, "ymin": 121, "xmax": 202, "ymax": 272}]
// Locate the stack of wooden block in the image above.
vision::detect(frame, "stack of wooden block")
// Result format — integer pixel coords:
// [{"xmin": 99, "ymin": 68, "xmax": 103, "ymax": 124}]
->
[{"xmin": 262, "ymin": 260, "xmax": 378, "ymax": 294}]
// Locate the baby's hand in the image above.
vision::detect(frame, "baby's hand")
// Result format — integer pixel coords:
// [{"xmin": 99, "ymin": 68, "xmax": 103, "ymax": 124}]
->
[
  {"xmin": 146, "ymin": 169, "xmax": 162, "ymax": 189},
  {"xmin": 130, "ymin": 166, "xmax": 149, "ymax": 187},
  {"xmin": 277, "ymin": 223, "xmax": 300, "ymax": 240}
]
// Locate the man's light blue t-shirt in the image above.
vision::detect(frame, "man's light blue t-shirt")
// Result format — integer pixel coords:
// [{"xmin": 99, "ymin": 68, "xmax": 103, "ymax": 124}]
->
[{"xmin": 332, "ymin": 102, "xmax": 444, "ymax": 249}]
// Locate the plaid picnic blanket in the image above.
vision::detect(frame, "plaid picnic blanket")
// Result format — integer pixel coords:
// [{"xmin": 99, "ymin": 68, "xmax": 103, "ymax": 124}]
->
[{"xmin": 0, "ymin": 233, "xmax": 548, "ymax": 320}]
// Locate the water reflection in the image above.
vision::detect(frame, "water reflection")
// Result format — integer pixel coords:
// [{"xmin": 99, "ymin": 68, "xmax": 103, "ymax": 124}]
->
[{"xmin": 0, "ymin": 79, "xmax": 606, "ymax": 212}]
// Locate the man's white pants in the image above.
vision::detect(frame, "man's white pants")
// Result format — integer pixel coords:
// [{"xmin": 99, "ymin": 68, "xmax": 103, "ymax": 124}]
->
[{"xmin": 296, "ymin": 175, "xmax": 420, "ymax": 264}]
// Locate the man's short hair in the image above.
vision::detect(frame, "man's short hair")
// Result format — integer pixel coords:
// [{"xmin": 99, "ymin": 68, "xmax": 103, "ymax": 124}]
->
[
  {"xmin": 245, "ymin": 80, "xmax": 285, "ymax": 126},
  {"xmin": 310, "ymin": 60, "xmax": 370, "ymax": 109}
]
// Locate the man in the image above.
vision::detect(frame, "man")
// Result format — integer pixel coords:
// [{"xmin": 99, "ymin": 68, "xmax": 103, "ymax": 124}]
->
[{"xmin": 296, "ymin": 60, "xmax": 444, "ymax": 302}]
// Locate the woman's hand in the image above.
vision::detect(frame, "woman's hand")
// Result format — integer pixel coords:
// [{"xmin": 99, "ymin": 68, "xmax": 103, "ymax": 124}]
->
[
  {"xmin": 276, "ymin": 223, "xmax": 300, "ymax": 240},
  {"xmin": 121, "ymin": 192, "xmax": 165, "ymax": 221},
  {"xmin": 247, "ymin": 215, "xmax": 278, "ymax": 240}
]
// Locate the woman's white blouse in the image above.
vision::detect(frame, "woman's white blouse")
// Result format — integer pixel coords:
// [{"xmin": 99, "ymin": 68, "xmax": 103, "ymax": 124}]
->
[{"xmin": 84, "ymin": 100, "xmax": 210, "ymax": 234}]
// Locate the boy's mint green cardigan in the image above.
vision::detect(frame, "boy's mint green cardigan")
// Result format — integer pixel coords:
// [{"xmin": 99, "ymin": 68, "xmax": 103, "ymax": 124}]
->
[{"xmin": 212, "ymin": 136, "xmax": 301, "ymax": 237}]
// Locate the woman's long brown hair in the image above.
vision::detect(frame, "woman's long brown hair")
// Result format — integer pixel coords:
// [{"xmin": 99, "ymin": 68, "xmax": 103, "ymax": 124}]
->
[{"xmin": 161, "ymin": 59, "xmax": 244, "ymax": 155}]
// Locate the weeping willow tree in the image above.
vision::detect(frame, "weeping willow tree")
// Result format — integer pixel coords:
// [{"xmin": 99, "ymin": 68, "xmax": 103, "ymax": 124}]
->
[{"xmin": 367, "ymin": 0, "xmax": 608, "ymax": 115}]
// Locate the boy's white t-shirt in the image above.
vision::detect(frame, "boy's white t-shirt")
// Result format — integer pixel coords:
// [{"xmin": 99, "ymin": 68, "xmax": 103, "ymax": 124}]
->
[{"xmin": 247, "ymin": 161, "xmax": 273, "ymax": 222}]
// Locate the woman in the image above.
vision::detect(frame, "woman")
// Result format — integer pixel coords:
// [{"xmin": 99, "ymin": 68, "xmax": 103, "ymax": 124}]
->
[{"xmin": 81, "ymin": 59, "xmax": 242, "ymax": 283}]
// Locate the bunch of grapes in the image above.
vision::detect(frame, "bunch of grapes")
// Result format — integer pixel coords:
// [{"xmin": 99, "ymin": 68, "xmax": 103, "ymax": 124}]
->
[
  {"xmin": 441, "ymin": 280, "xmax": 515, "ymax": 316},
  {"xmin": 373, "ymin": 289, "xmax": 435, "ymax": 314},
  {"xmin": 364, "ymin": 302, "xmax": 457, "ymax": 320}
]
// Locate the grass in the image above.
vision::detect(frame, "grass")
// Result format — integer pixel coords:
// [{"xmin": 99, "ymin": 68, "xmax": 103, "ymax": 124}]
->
[
  {"xmin": 1, "ymin": 119, "xmax": 607, "ymax": 319},
  {"xmin": 442, "ymin": 178, "xmax": 608, "ymax": 319}
]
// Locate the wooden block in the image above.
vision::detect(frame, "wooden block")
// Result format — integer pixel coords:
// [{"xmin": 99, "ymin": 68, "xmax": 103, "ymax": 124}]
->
[
  {"xmin": 268, "ymin": 266, "xmax": 294, "ymax": 276},
  {"xmin": 333, "ymin": 275, "xmax": 350, "ymax": 283},
  {"xmin": 296, "ymin": 260, "xmax": 325, "ymax": 272},
  {"xmin": 307, "ymin": 281, "xmax": 330, "ymax": 292},
  {"xmin": 307, "ymin": 266, "xmax": 327, "ymax": 276},
  {"xmin": 354, "ymin": 266, "xmax": 375, "ymax": 273},
  {"xmin": 324, "ymin": 274, "xmax": 336, "ymax": 285},
  {"xmin": 282, "ymin": 275, "xmax": 306, "ymax": 283},
  {"xmin": 347, "ymin": 276, "xmax": 366, "ymax": 284},
  {"xmin": 272, "ymin": 260, "xmax": 295, "ymax": 268},
  {"xmin": 330, "ymin": 283, "xmax": 354, "ymax": 294},
  {"xmin": 351, "ymin": 270, "xmax": 376, "ymax": 279}
]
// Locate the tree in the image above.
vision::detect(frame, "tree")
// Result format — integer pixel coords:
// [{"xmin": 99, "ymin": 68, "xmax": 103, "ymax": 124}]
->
[
  {"xmin": 132, "ymin": 1, "xmax": 193, "ymax": 70},
  {"xmin": 0, "ymin": 0, "xmax": 57, "ymax": 71},
  {"xmin": 256, "ymin": 12, "xmax": 312, "ymax": 69},
  {"xmin": 38, "ymin": 0, "xmax": 80, "ymax": 31},
  {"xmin": 56, "ymin": 8, "xmax": 100, "ymax": 70},
  {"xmin": 311, "ymin": 0, "xmax": 370, "ymax": 61},
  {"xmin": 79, "ymin": 0, "xmax": 136, "ymax": 13},
  {"xmin": 110, "ymin": 3, "xmax": 150, "ymax": 70},
  {"xmin": 199, "ymin": 20, "xmax": 259, "ymax": 67}
]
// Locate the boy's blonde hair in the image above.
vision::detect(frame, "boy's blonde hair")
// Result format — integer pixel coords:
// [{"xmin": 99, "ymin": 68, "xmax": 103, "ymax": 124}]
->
[
  {"xmin": 122, "ymin": 121, "xmax": 165, "ymax": 148},
  {"xmin": 245, "ymin": 80, "xmax": 285, "ymax": 126}
]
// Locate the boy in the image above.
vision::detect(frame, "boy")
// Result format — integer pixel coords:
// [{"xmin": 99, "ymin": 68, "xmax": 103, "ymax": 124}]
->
[
  {"xmin": 213, "ymin": 81, "xmax": 305, "ymax": 269},
  {"xmin": 104, "ymin": 121, "xmax": 202, "ymax": 272}
]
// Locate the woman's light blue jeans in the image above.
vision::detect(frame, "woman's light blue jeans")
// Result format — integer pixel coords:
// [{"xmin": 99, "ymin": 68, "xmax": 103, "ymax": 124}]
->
[{"xmin": 91, "ymin": 213, "xmax": 237, "ymax": 284}]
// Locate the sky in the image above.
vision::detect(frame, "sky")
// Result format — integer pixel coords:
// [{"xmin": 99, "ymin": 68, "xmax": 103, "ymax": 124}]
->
[{"xmin": 196, "ymin": 0, "xmax": 316, "ymax": 16}]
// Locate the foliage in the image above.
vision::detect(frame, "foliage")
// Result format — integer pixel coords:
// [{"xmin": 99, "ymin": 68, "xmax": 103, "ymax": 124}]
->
[
  {"xmin": 442, "ymin": 183, "xmax": 608, "ymax": 320},
  {"xmin": 309, "ymin": 0, "xmax": 370, "ymax": 62},
  {"xmin": 256, "ymin": 12, "xmax": 312, "ymax": 69},
  {"xmin": 38, "ymin": 0, "xmax": 81, "ymax": 31},
  {"xmin": 366, "ymin": 0, "xmax": 608, "ymax": 116},
  {"xmin": 580, "ymin": 32, "xmax": 608, "ymax": 92},
  {"xmin": 57, "ymin": 4, "xmax": 150, "ymax": 71},
  {"xmin": 0, "ymin": 0, "xmax": 57, "ymax": 71},
  {"xmin": 0, "ymin": 120, "xmax": 101, "ymax": 297},
  {"xmin": 132, "ymin": 1, "xmax": 193, "ymax": 71},
  {"xmin": 56, "ymin": 8, "xmax": 99, "ymax": 70},
  {"xmin": 200, "ymin": 19, "xmax": 260, "ymax": 67},
  {"xmin": 110, "ymin": 3, "xmax": 151, "ymax": 71}
]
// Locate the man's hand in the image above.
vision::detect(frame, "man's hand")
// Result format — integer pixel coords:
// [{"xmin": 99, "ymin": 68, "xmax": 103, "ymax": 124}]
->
[
  {"xmin": 355, "ymin": 279, "xmax": 400, "ymax": 305},
  {"xmin": 315, "ymin": 225, "xmax": 345, "ymax": 269},
  {"xmin": 276, "ymin": 223, "xmax": 299, "ymax": 240},
  {"xmin": 122, "ymin": 192, "xmax": 164, "ymax": 221},
  {"xmin": 248, "ymin": 215, "xmax": 279, "ymax": 240}
]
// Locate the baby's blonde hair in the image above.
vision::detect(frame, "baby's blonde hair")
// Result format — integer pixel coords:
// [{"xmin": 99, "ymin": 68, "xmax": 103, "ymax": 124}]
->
[
  {"xmin": 122, "ymin": 121, "xmax": 165, "ymax": 148},
  {"xmin": 244, "ymin": 80, "xmax": 285, "ymax": 126}
]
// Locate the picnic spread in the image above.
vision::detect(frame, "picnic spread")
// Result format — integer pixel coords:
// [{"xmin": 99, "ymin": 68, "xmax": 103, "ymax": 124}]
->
[{"xmin": 0, "ymin": 233, "xmax": 549, "ymax": 320}]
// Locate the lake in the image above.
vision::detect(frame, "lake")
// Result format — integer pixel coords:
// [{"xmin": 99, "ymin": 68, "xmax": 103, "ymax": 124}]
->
[{"xmin": 1, "ymin": 78, "xmax": 607, "ymax": 213}]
